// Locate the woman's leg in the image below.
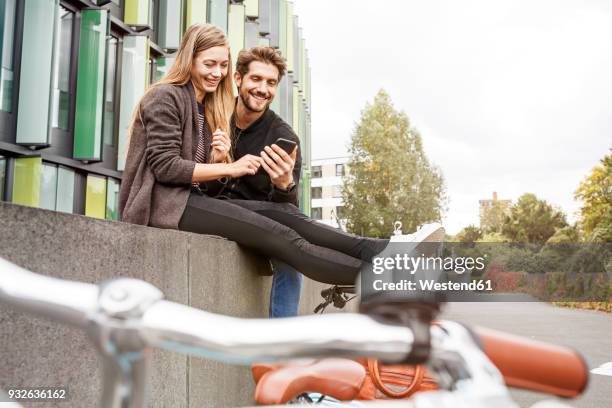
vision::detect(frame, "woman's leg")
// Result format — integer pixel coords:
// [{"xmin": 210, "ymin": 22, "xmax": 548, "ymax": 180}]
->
[
  {"xmin": 226, "ymin": 199, "xmax": 388, "ymax": 261},
  {"xmin": 178, "ymin": 193, "xmax": 364, "ymax": 285}
]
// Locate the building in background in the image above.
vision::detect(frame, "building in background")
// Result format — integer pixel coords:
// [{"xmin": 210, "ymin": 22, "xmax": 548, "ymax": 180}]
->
[
  {"xmin": 479, "ymin": 191, "xmax": 512, "ymax": 231},
  {"xmin": 310, "ymin": 156, "xmax": 348, "ymax": 229},
  {"xmin": 0, "ymin": 0, "xmax": 311, "ymax": 220}
]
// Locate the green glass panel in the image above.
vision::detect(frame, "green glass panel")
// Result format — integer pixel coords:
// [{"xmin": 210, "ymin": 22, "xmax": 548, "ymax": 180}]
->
[
  {"xmin": 51, "ymin": 6, "xmax": 73, "ymax": 130},
  {"xmin": 299, "ymin": 37, "xmax": 305, "ymax": 94},
  {"xmin": 228, "ymin": 3, "xmax": 245, "ymax": 67},
  {"xmin": 16, "ymin": 0, "xmax": 56, "ymax": 145},
  {"xmin": 292, "ymin": 83, "xmax": 299, "ymax": 135},
  {"xmin": 73, "ymin": 9, "xmax": 108, "ymax": 161},
  {"xmin": 0, "ymin": 0, "xmax": 16, "ymax": 112},
  {"xmin": 156, "ymin": 56, "xmax": 175, "ymax": 82},
  {"xmin": 208, "ymin": 0, "xmax": 228, "ymax": 33},
  {"xmin": 106, "ymin": 178, "xmax": 120, "ymax": 220},
  {"xmin": 278, "ymin": 0, "xmax": 286, "ymax": 57},
  {"xmin": 270, "ymin": 79, "xmax": 280, "ymax": 114},
  {"xmin": 12, "ymin": 157, "xmax": 41, "ymax": 207},
  {"xmin": 0, "ymin": 156, "xmax": 6, "ymax": 200},
  {"xmin": 56, "ymin": 166, "xmax": 74, "ymax": 213},
  {"xmin": 186, "ymin": 0, "xmax": 207, "ymax": 26},
  {"xmin": 258, "ymin": 0, "xmax": 271, "ymax": 35},
  {"xmin": 286, "ymin": 1, "xmax": 293, "ymax": 73},
  {"xmin": 40, "ymin": 163, "xmax": 58, "ymax": 210},
  {"xmin": 117, "ymin": 35, "xmax": 148, "ymax": 171},
  {"xmin": 245, "ymin": 20, "xmax": 259, "ymax": 49},
  {"xmin": 244, "ymin": 0, "xmax": 258, "ymax": 17},
  {"xmin": 103, "ymin": 37, "xmax": 118, "ymax": 146},
  {"xmin": 258, "ymin": 36, "xmax": 270, "ymax": 47},
  {"xmin": 158, "ymin": 0, "xmax": 182, "ymax": 50},
  {"xmin": 300, "ymin": 170, "xmax": 311, "ymax": 214},
  {"xmin": 85, "ymin": 174, "xmax": 107, "ymax": 219},
  {"xmin": 292, "ymin": 17, "xmax": 299, "ymax": 83},
  {"xmin": 125, "ymin": 0, "xmax": 150, "ymax": 26}
]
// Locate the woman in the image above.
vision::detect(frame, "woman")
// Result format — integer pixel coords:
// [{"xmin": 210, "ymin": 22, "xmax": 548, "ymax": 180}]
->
[{"xmin": 119, "ymin": 24, "xmax": 387, "ymax": 285}]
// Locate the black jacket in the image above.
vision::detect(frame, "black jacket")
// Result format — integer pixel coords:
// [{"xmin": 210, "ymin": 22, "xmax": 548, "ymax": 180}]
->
[{"xmin": 225, "ymin": 108, "xmax": 302, "ymax": 205}]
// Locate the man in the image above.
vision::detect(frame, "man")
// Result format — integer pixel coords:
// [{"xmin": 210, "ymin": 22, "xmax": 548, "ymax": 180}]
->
[{"xmin": 221, "ymin": 47, "xmax": 303, "ymax": 317}]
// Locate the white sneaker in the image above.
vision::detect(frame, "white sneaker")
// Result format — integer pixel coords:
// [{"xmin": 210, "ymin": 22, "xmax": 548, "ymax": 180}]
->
[{"xmin": 390, "ymin": 221, "xmax": 445, "ymax": 243}]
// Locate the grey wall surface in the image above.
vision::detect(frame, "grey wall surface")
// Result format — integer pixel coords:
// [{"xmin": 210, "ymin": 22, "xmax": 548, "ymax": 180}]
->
[
  {"xmin": 0, "ymin": 202, "xmax": 318, "ymax": 407},
  {"xmin": 0, "ymin": 202, "xmax": 352, "ymax": 407}
]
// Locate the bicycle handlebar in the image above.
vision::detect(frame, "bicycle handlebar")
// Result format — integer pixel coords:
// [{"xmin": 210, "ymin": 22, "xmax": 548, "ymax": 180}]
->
[
  {"xmin": 0, "ymin": 256, "xmax": 589, "ymax": 407},
  {"xmin": 0, "ymin": 257, "xmax": 98, "ymax": 328},
  {"xmin": 140, "ymin": 300, "xmax": 414, "ymax": 363}
]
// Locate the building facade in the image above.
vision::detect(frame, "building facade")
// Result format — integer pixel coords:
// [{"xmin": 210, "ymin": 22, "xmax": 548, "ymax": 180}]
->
[
  {"xmin": 0, "ymin": 0, "xmax": 311, "ymax": 220},
  {"xmin": 310, "ymin": 156, "xmax": 348, "ymax": 229},
  {"xmin": 478, "ymin": 191, "xmax": 512, "ymax": 230}
]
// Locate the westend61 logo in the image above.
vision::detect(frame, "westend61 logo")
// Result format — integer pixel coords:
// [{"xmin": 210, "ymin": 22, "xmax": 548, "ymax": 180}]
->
[{"xmin": 372, "ymin": 254, "xmax": 486, "ymax": 275}]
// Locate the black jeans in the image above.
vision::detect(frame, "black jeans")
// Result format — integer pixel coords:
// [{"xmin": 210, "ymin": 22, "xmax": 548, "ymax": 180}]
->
[{"xmin": 178, "ymin": 192, "xmax": 388, "ymax": 285}]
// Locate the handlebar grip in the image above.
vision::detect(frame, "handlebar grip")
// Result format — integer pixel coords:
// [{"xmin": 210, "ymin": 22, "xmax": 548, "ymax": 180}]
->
[{"xmin": 474, "ymin": 326, "xmax": 588, "ymax": 398}]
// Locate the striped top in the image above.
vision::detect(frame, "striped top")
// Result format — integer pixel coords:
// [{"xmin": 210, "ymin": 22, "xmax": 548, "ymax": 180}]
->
[
  {"xmin": 195, "ymin": 102, "xmax": 211, "ymax": 164},
  {"xmin": 193, "ymin": 102, "xmax": 212, "ymax": 189}
]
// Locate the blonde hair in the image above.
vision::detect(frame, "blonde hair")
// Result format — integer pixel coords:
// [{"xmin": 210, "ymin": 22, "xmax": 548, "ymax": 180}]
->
[{"xmin": 128, "ymin": 24, "xmax": 234, "ymax": 163}]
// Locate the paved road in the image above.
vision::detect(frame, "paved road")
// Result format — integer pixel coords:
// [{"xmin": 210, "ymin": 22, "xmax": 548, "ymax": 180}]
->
[{"xmin": 441, "ymin": 302, "xmax": 612, "ymax": 408}]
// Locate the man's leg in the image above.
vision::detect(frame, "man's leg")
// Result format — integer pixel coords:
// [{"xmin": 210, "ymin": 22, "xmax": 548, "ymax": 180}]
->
[
  {"xmin": 179, "ymin": 193, "xmax": 363, "ymax": 284},
  {"xmin": 269, "ymin": 259, "xmax": 303, "ymax": 318},
  {"xmin": 228, "ymin": 199, "xmax": 388, "ymax": 261}
]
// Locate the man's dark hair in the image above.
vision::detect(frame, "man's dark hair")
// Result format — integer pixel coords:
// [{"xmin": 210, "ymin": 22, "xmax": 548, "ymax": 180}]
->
[{"xmin": 236, "ymin": 46, "xmax": 287, "ymax": 81}]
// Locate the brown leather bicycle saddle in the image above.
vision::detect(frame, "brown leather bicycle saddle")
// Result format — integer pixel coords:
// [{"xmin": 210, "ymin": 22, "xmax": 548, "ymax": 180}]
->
[{"xmin": 252, "ymin": 358, "xmax": 367, "ymax": 405}]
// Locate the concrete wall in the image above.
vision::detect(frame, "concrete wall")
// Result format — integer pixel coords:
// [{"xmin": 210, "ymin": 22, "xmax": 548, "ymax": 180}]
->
[{"xmin": 0, "ymin": 202, "xmax": 341, "ymax": 407}]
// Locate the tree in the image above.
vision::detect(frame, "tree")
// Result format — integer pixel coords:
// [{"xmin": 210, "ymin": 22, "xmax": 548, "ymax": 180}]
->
[
  {"xmin": 342, "ymin": 90, "xmax": 446, "ymax": 238},
  {"xmin": 454, "ymin": 225, "xmax": 483, "ymax": 243},
  {"xmin": 481, "ymin": 201, "xmax": 509, "ymax": 233},
  {"xmin": 574, "ymin": 153, "xmax": 612, "ymax": 242},
  {"xmin": 501, "ymin": 193, "xmax": 567, "ymax": 243}
]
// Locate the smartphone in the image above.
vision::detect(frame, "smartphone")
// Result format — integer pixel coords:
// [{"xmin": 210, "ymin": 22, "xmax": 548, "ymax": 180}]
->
[{"xmin": 274, "ymin": 138, "xmax": 297, "ymax": 154}]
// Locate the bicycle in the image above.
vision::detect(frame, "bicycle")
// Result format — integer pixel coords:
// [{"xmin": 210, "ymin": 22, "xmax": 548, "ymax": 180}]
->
[{"xmin": 0, "ymin": 256, "xmax": 588, "ymax": 407}]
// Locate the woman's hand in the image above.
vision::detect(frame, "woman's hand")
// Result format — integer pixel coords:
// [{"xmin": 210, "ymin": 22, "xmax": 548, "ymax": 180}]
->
[
  {"xmin": 211, "ymin": 128, "xmax": 231, "ymax": 163},
  {"xmin": 228, "ymin": 154, "xmax": 261, "ymax": 178}
]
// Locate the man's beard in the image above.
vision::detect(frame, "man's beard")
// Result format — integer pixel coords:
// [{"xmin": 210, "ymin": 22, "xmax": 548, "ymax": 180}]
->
[{"xmin": 239, "ymin": 88, "xmax": 270, "ymax": 112}]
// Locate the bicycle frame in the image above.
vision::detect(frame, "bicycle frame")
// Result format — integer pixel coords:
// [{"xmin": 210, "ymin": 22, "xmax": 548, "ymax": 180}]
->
[{"xmin": 0, "ymin": 257, "xmax": 570, "ymax": 407}]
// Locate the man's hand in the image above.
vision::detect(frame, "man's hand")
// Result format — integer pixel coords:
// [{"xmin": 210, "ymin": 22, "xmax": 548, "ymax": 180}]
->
[
  {"xmin": 228, "ymin": 154, "xmax": 261, "ymax": 178},
  {"xmin": 211, "ymin": 128, "xmax": 231, "ymax": 163},
  {"xmin": 260, "ymin": 144, "xmax": 297, "ymax": 190}
]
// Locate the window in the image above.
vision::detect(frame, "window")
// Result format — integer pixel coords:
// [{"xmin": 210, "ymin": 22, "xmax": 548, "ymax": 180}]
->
[
  {"xmin": 56, "ymin": 167, "xmax": 75, "ymax": 213},
  {"xmin": 85, "ymin": 174, "xmax": 107, "ymax": 219},
  {"xmin": 311, "ymin": 186, "xmax": 322, "ymax": 199},
  {"xmin": 0, "ymin": 156, "xmax": 6, "ymax": 200},
  {"xmin": 38, "ymin": 162, "xmax": 76, "ymax": 213},
  {"xmin": 157, "ymin": 0, "xmax": 182, "ymax": 50},
  {"xmin": 333, "ymin": 185, "xmax": 342, "ymax": 198},
  {"xmin": 155, "ymin": 56, "xmax": 174, "ymax": 83},
  {"xmin": 228, "ymin": 3, "xmax": 245, "ymax": 65},
  {"xmin": 51, "ymin": 6, "xmax": 74, "ymax": 130},
  {"xmin": 311, "ymin": 165, "xmax": 321, "ymax": 178},
  {"xmin": 336, "ymin": 164, "xmax": 345, "ymax": 176},
  {"xmin": 186, "ymin": 0, "xmax": 207, "ymax": 27},
  {"xmin": 336, "ymin": 206, "xmax": 345, "ymax": 219},
  {"xmin": 40, "ymin": 163, "xmax": 58, "ymax": 210},
  {"xmin": 12, "ymin": 157, "xmax": 42, "ymax": 207},
  {"xmin": 103, "ymin": 37, "xmax": 118, "ymax": 146},
  {"xmin": 106, "ymin": 178, "xmax": 120, "ymax": 220},
  {"xmin": 124, "ymin": 0, "xmax": 151, "ymax": 27},
  {"xmin": 209, "ymin": 0, "xmax": 228, "ymax": 33},
  {"xmin": 0, "ymin": 0, "xmax": 16, "ymax": 112},
  {"xmin": 17, "ymin": 0, "xmax": 56, "ymax": 145},
  {"xmin": 73, "ymin": 9, "xmax": 109, "ymax": 161},
  {"xmin": 117, "ymin": 35, "xmax": 148, "ymax": 171},
  {"xmin": 311, "ymin": 207, "xmax": 322, "ymax": 220}
]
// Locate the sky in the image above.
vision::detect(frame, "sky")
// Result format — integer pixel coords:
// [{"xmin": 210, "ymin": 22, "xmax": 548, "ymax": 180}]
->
[{"xmin": 291, "ymin": 0, "xmax": 612, "ymax": 234}]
